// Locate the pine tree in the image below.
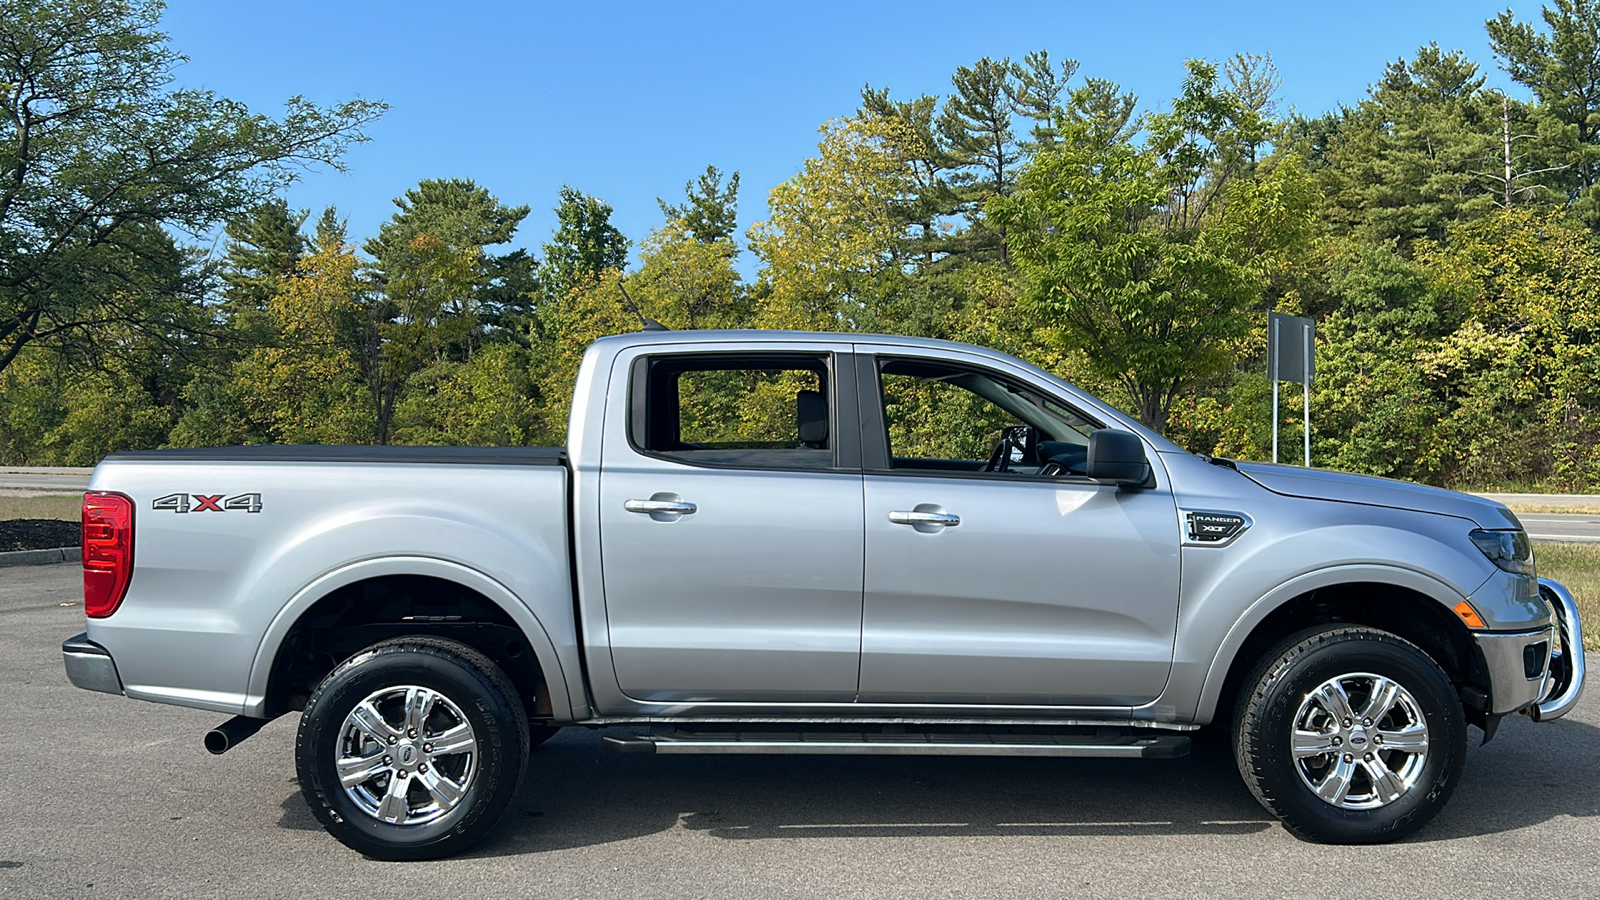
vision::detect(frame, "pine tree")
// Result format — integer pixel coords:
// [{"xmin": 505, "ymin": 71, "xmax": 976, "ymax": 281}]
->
[
  {"xmin": 1010, "ymin": 50, "xmax": 1080, "ymax": 152},
  {"xmin": 220, "ymin": 198, "xmax": 308, "ymax": 315},
  {"xmin": 1487, "ymin": 0, "xmax": 1600, "ymax": 225}
]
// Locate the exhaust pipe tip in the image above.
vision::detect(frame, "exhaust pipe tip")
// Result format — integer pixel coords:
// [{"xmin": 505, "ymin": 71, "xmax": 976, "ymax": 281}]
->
[{"xmin": 205, "ymin": 715, "xmax": 268, "ymax": 755}]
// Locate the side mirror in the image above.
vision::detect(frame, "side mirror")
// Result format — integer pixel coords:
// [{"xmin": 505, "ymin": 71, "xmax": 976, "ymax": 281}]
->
[{"xmin": 1086, "ymin": 428, "xmax": 1151, "ymax": 486}]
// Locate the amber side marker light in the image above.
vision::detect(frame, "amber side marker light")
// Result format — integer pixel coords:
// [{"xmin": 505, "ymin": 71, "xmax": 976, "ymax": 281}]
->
[
  {"xmin": 1453, "ymin": 600, "xmax": 1487, "ymax": 629},
  {"xmin": 83, "ymin": 491, "xmax": 135, "ymax": 618}
]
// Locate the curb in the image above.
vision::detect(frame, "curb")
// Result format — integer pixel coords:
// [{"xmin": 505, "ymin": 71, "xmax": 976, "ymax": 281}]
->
[{"xmin": 0, "ymin": 546, "xmax": 80, "ymax": 568}]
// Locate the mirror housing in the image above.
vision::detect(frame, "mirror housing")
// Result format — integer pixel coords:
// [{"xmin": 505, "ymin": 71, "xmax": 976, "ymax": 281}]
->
[{"xmin": 1085, "ymin": 428, "xmax": 1151, "ymax": 486}]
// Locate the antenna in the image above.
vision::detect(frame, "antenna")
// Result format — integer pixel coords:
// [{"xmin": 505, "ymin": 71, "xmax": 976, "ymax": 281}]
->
[{"xmin": 616, "ymin": 279, "xmax": 668, "ymax": 332}]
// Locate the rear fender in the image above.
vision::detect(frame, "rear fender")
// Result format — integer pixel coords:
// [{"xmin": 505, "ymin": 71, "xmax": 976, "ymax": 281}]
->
[{"xmin": 246, "ymin": 556, "xmax": 576, "ymax": 721}]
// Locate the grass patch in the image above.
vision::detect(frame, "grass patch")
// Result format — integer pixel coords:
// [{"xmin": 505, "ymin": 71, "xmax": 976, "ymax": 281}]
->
[
  {"xmin": 1506, "ymin": 504, "xmax": 1600, "ymax": 515},
  {"xmin": 0, "ymin": 493, "xmax": 80, "ymax": 522},
  {"xmin": 1534, "ymin": 541, "xmax": 1600, "ymax": 650}
]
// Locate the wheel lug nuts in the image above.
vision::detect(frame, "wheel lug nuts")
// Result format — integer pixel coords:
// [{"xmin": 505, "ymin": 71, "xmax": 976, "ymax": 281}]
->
[
  {"xmin": 407, "ymin": 728, "xmax": 417, "ymax": 738},
  {"xmin": 1343, "ymin": 719, "xmax": 1352, "ymax": 727},
  {"xmin": 418, "ymin": 763, "xmax": 428, "ymax": 773},
  {"xmin": 1364, "ymin": 753, "xmax": 1373, "ymax": 761},
  {"xmin": 423, "ymin": 743, "xmax": 433, "ymax": 753},
  {"xmin": 1363, "ymin": 718, "xmax": 1373, "ymax": 726},
  {"xmin": 1344, "ymin": 754, "xmax": 1354, "ymax": 763},
  {"xmin": 383, "ymin": 755, "xmax": 392, "ymax": 765},
  {"xmin": 1375, "ymin": 736, "xmax": 1383, "ymax": 744},
  {"xmin": 388, "ymin": 736, "xmax": 398, "ymax": 745}
]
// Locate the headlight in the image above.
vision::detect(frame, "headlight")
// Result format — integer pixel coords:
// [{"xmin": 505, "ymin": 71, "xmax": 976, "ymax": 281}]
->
[{"xmin": 1469, "ymin": 528, "xmax": 1535, "ymax": 576}]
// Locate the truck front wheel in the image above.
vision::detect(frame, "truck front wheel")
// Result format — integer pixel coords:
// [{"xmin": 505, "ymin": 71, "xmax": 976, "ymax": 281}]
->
[
  {"xmin": 1233, "ymin": 626, "xmax": 1466, "ymax": 843},
  {"xmin": 295, "ymin": 636, "xmax": 530, "ymax": 860}
]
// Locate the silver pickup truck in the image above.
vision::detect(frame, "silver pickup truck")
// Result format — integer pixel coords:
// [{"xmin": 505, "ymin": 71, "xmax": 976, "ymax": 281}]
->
[{"xmin": 62, "ymin": 330, "xmax": 1585, "ymax": 858}]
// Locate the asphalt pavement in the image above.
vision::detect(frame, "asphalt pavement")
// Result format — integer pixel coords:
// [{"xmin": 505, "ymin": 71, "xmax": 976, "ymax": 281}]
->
[{"xmin": 3, "ymin": 563, "xmax": 1598, "ymax": 899}]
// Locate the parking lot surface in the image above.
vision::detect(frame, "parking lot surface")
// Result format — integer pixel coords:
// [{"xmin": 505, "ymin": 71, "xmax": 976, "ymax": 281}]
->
[{"xmin": 3, "ymin": 562, "xmax": 1597, "ymax": 899}]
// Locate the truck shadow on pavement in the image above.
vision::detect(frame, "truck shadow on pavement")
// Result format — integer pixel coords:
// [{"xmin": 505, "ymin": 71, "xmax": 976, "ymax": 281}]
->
[
  {"xmin": 468, "ymin": 729, "xmax": 1275, "ymax": 856},
  {"xmin": 270, "ymin": 711, "xmax": 1599, "ymax": 854}
]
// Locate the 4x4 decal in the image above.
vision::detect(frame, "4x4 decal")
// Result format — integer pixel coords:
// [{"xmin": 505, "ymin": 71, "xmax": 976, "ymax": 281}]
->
[{"xmin": 152, "ymin": 492, "xmax": 263, "ymax": 514}]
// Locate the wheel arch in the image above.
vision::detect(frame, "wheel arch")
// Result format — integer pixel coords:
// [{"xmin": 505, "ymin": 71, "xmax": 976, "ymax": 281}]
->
[
  {"xmin": 1195, "ymin": 565, "xmax": 1484, "ymax": 727},
  {"xmin": 246, "ymin": 556, "xmax": 575, "ymax": 722}
]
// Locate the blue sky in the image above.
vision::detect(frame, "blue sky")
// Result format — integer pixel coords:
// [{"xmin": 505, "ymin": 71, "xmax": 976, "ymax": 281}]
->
[{"xmin": 160, "ymin": 0, "xmax": 1536, "ymax": 273}]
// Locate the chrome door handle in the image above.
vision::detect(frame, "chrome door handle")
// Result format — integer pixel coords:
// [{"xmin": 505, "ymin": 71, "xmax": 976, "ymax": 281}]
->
[
  {"xmin": 625, "ymin": 499, "xmax": 697, "ymax": 515},
  {"xmin": 888, "ymin": 510, "xmax": 959, "ymax": 527}
]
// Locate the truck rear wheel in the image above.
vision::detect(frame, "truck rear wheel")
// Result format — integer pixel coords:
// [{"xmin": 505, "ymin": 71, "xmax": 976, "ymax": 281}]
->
[
  {"xmin": 1233, "ymin": 625, "xmax": 1465, "ymax": 844},
  {"xmin": 295, "ymin": 636, "xmax": 530, "ymax": 860}
]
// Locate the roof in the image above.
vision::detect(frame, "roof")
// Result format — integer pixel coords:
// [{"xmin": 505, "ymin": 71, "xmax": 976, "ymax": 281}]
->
[{"xmin": 589, "ymin": 328, "xmax": 997, "ymax": 356}]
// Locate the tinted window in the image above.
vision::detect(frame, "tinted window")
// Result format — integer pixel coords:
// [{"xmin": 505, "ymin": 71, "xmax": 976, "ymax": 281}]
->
[
  {"xmin": 633, "ymin": 355, "xmax": 836, "ymax": 469},
  {"xmin": 876, "ymin": 357, "xmax": 1096, "ymax": 476}
]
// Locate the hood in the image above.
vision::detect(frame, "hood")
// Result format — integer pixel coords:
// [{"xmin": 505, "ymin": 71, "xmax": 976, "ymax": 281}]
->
[{"xmin": 1233, "ymin": 461, "xmax": 1521, "ymax": 530}]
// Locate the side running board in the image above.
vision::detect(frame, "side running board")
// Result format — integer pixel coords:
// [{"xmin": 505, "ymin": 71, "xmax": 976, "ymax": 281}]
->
[{"xmin": 603, "ymin": 729, "xmax": 1191, "ymax": 759}]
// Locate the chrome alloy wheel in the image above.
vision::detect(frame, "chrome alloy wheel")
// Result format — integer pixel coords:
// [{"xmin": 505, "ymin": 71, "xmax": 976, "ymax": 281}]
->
[
  {"xmin": 335, "ymin": 685, "xmax": 478, "ymax": 826},
  {"xmin": 1291, "ymin": 672, "xmax": 1430, "ymax": 810}
]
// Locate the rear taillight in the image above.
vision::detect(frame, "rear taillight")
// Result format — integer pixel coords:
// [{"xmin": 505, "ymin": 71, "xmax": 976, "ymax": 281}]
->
[{"xmin": 83, "ymin": 491, "xmax": 134, "ymax": 618}]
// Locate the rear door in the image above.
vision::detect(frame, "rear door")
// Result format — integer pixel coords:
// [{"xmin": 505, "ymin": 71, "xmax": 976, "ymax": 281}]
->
[{"xmin": 597, "ymin": 344, "xmax": 866, "ymax": 703}]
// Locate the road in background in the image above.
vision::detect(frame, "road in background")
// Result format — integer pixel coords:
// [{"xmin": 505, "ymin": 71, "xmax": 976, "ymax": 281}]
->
[
  {"xmin": 0, "ymin": 468, "xmax": 92, "ymax": 496},
  {"xmin": 4, "ymin": 563, "xmax": 1598, "ymax": 900},
  {"xmin": 1519, "ymin": 514, "xmax": 1600, "ymax": 543}
]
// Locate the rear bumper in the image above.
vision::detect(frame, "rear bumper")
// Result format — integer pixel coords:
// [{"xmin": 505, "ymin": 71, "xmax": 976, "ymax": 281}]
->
[{"xmin": 62, "ymin": 632, "xmax": 124, "ymax": 696}]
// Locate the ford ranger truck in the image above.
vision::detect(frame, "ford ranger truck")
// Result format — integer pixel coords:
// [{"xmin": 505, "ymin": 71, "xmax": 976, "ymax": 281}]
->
[{"xmin": 61, "ymin": 330, "xmax": 1586, "ymax": 859}]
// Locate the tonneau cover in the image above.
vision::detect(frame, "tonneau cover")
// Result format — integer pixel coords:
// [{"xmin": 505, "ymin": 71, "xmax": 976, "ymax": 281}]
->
[{"xmin": 103, "ymin": 445, "xmax": 567, "ymax": 466}]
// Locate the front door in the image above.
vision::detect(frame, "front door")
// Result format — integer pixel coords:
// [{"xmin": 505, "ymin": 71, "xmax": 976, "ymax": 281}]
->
[
  {"xmin": 856, "ymin": 351, "xmax": 1181, "ymax": 707},
  {"xmin": 598, "ymin": 347, "xmax": 865, "ymax": 704}
]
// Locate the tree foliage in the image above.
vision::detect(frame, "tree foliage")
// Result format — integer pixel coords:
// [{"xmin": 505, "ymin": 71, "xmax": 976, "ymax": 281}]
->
[
  {"xmin": 0, "ymin": 0, "xmax": 385, "ymax": 375},
  {"xmin": 13, "ymin": 3, "xmax": 1600, "ymax": 496}
]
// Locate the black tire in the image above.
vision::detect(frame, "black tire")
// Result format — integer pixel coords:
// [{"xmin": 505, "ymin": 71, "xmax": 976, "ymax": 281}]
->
[
  {"xmin": 296, "ymin": 636, "xmax": 530, "ymax": 860},
  {"xmin": 1233, "ymin": 626, "xmax": 1466, "ymax": 844}
]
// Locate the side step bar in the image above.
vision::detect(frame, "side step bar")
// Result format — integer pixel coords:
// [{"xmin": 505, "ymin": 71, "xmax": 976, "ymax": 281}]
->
[{"xmin": 604, "ymin": 730, "xmax": 1191, "ymax": 759}]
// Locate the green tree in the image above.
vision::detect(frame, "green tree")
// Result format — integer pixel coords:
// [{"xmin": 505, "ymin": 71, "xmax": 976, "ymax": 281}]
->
[
  {"xmin": 1296, "ymin": 45, "xmax": 1503, "ymax": 248},
  {"xmin": 858, "ymin": 87, "xmax": 957, "ymax": 267},
  {"xmin": 1066, "ymin": 78, "xmax": 1139, "ymax": 150},
  {"xmin": 748, "ymin": 117, "xmax": 922, "ymax": 331},
  {"xmin": 171, "ymin": 238, "xmax": 372, "ymax": 447},
  {"xmin": 220, "ymin": 198, "xmax": 309, "ymax": 316},
  {"xmin": 361, "ymin": 179, "xmax": 530, "ymax": 443},
  {"xmin": 0, "ymin": 0, "xmax": 385, "ymax": 375},
  {"xmin": 657, "ymin": 165, "xmax": 740, "ymax": 244},
  {"xmin": 1010, "ymin": 50, "xmax": 1080, "ymax": 152},
  {"xmin": 541, "ymin": 186, "xmax": 629, "ymax": 301},
  {"xmin": 1488, "ymin": 0, "xmax": 1600, "ymax": 223},
  {"xmin": 939, "ymin": 57, "xmax": 1023, "ymax": 261},
  {"xmin": 992, "ymin": 60, "xmax": 1317, "ymax": 434}
]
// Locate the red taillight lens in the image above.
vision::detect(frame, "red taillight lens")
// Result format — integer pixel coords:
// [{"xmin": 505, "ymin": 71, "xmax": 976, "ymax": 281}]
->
[{"xmin": 83, "ymin": 491, "xmax": 135, "ymax": 618}]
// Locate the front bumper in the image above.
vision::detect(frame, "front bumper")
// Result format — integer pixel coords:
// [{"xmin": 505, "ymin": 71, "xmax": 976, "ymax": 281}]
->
[
  {"xmin": 1533, "ymin": 579, "xmax": 1586, "ymax": 720},
  {"xmin": 1472, "ymin": 580, "xmax": 1585, "ymax": 720},
  {"xmin": 63, "ymin": 632, "xmax": 124, "ymax": 696}
]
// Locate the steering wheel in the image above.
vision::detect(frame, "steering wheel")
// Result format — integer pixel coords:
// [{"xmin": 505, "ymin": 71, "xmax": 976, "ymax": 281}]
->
[{"xmin": 1038, "ymin": 452, "xmax": 1088, "ymax": 478}]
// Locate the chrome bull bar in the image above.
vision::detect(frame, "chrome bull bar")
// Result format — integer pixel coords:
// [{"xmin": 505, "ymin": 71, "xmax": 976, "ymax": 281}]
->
[{"xmin": 1534, "ymin": 579, "xmax": 1586, "ymax": 721}]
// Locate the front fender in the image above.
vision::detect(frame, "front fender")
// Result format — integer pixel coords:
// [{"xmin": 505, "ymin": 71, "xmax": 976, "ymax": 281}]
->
[
  {"xmin": 1189, "ymin": 563, "xmax": 1474, "ymax": 725},
  {"xmin": 1149, "ymin": 495, "xmax": 1499, "ymax": 725}
]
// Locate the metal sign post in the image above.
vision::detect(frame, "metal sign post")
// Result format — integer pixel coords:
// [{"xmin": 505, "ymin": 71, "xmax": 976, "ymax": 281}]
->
[{"xmin": 1267, "ymin": 312, "xmax": 1315, "ymax": 467}]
